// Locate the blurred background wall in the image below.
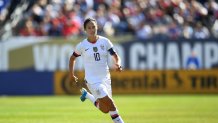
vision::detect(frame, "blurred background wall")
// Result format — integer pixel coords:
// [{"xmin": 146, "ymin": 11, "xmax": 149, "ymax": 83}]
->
[{"xmin": 0, "ymin": 0, "xmax": 218, "ymax": 95}]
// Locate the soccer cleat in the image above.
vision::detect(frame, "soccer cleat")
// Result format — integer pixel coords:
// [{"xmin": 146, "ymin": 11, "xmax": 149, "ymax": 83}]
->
[{"xmin": 80, "ymin": 88, "xmax": 87, "ymax": 102}]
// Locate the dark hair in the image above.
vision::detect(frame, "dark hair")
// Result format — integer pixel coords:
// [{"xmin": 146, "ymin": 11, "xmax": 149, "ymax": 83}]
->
[{"xmin": 83, "ymin": 18, "xmax": 97, "ymax": 29}]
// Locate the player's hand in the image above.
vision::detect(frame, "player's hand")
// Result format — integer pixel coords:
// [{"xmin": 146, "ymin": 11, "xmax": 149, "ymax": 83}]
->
[
  {"xmin": 115, "ymin": 64, "xmax": 122, "ymax": 72},
  {"xmin": 70, "ymin": 74, "xmax": 80, "ymax": 87},
  {"xmin": 72, "ymin": 75, "xmax": 78, "ymax": 83}
]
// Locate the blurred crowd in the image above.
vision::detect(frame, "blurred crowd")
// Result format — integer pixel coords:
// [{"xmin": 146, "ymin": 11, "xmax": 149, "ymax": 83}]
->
[{"xmin": 1, "ymin": 0, "xmax": 218, "ymax": 39}]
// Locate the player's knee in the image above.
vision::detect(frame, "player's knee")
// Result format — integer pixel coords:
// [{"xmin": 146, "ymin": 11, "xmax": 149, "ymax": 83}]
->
[
  {"xmin": 99, "ymin": 102, "xmax": 109, "ymax": 113},
  {"xmin": 106, "ymin": 98, "xmax": 116, "ymax": 111},
  {"xmin": 100, "ymin": 108, "xmax": 109, "ymax": 114},
  {"xmin": 109, "ymin": 105, "xmax": 116, "ymax": 111},
  {"xmin": 98, "ymin": 96, "xmax": 115, "ymax": 113}
]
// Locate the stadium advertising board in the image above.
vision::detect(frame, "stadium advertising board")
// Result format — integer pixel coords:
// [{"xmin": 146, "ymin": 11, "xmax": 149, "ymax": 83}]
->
[
  {"xmin": 54, "ymin": 70, "xmax": 218, "ymax": 94},
  {"xmin": 0, "ymin": 72, "xmax": 54, "ymax": 95},
  {"xmin": 54, "ymin": 71, "xmax": 85, "ymax": 95},
  {"xmin": 0, "ymin": 37, "xmax": 218, "ymax": 71},
  {"xmin": 120, "ymin": 39, "xmax": 218, "ymax": 70}
]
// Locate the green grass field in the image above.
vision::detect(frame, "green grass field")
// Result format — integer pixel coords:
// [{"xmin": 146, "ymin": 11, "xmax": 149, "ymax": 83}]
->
[{"xmin": 0, "ymin": 95, "xmax": 218, "ymax": 123}]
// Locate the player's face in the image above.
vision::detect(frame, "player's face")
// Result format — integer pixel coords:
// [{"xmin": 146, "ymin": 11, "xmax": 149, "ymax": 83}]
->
[{"xmin": 85, "ymin": 21, "xmax": 98, "ymax": 37}]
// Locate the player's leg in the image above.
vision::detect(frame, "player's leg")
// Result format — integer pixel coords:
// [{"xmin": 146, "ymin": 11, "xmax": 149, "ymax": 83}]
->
[
  {"xmin": 80, "ymin": 87, "xmax": 111, "ymax": 113},
  {"xmin": 98, "ymin": 96, "xmax": 124, "ymax": 123},
  {"xmin": 104, "ymin": 80, "xmax": 124, "ymax": 123},
  {"xmin": 80, "ymin": 88, "xmax": 99, "ymax": 108},
  {"xmin": 81, "ymin": 82, "xmax": 112, "ymax": 113},
  {"xmin": 80, "ymin": 82, "xmax": 124, "ymax": 123},
  {"xmin": 80, "ymin": 81, "xmax": 109, "ymax": 111}
]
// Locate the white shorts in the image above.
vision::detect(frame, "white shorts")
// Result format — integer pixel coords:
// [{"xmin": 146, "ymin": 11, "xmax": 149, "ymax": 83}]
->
[{"xmin": 86, "ymin": 79, "xmax": 112, "ymax": 99}]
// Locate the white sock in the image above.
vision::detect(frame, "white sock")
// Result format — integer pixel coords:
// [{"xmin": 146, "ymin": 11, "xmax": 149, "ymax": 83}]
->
[
  {"xmin": 109, "ymin": 110, "xmax": 124, "ymax": 123},
  {"xmin": 85, "ymin": 92, "xmax": 96, "ymax": 104},
  {"xmin": 85, "ymin": 92, "xmax": 100, "ymax": 108}
]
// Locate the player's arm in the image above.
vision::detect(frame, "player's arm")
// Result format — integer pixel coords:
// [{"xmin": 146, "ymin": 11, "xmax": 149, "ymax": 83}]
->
[
  {"xmin": 69, "ymin": 52, "xmax": 80, "ymax": 82},
  {"xmin": 112, "ymin": 53, "xmax": 122, "ymax": 72},
  {"xmin": 108, "ymin": 48, "xmax": 122, "ymax": 72}
]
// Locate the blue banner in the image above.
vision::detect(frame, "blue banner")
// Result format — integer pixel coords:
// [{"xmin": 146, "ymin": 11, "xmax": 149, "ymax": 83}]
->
[{"xmin": 0, "ymin": 72, "xmax": 54, "ymax": 95}]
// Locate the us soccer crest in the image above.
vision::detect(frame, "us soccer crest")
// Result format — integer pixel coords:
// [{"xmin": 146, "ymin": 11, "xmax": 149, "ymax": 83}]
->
[
  {"xmin": 100, "ymin": 45, "xmax": 104, "ymax": 50},
  {"xmin": 93, "ymin": 47, "xmax": 98, "ymax": 52}
]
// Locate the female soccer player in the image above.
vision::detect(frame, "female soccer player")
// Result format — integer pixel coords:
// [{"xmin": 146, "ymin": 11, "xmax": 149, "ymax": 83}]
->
[{"xmin": 69, "ymin": 18, "xmax": 125, "ymax": 123}]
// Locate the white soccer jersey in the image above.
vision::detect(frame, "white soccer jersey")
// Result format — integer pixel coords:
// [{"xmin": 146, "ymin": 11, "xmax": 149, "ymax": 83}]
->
[{"xmin": 74, "ymin": 36, "xmax": 114, "ymax": 84}]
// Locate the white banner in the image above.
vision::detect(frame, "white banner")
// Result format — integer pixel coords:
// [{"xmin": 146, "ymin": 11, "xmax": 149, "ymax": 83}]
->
[{"xmin": 1, "ymin": 37, "xmax": 218, "ymax": 71}]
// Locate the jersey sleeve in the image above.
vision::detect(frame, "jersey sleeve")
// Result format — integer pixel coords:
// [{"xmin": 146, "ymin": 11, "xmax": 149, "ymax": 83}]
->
[
  {"xmin": 105, "ymin": 38, "xmax": 117, "ymax": 55},
  {"xmin": 73, "ymin": 42, "xmax": 83, "ymax": 56},
  {"xmin": 105, "ymin": 38, "xmax": 114, "ymax": 50}
]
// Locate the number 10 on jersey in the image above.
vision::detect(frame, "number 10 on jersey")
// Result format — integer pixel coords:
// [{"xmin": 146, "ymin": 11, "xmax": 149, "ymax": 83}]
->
[{"xmin": 94, "ymin": 53, "xmax": 100, "ymax": 61}]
